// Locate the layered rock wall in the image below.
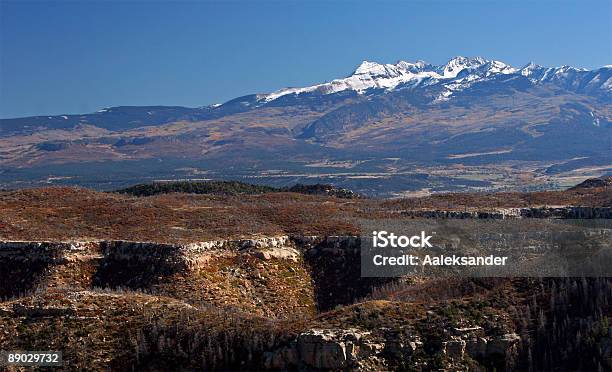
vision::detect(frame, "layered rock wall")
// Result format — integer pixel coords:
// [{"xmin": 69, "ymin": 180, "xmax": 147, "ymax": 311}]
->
[{"xmin": 401, "ymin": 206, "xmax": 612, "ymax": 219}]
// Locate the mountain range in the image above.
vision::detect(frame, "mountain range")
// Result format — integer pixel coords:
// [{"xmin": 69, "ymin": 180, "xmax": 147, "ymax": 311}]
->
[{"xmin": 1, "ymin": 56, "xmax": 611, "ymax": 195}]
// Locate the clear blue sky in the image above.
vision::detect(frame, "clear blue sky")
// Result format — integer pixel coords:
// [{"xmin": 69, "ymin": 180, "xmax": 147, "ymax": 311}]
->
[{"xmin": 1, "ymin": 0, "xmax": 611, "ymax": 118}]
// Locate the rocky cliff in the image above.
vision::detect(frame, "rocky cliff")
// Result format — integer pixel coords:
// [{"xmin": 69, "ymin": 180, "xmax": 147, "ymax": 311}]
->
[
  {"xmin": 400, "ymin": 206, "xmax": 612, "ymax": 219},
  {"xmin": 0, "ymin": 236, "xmax": 390, "ymax": 316},
  {"xmin": 3, "ymin": 235, "xmax": 610, "ymax": 370}
]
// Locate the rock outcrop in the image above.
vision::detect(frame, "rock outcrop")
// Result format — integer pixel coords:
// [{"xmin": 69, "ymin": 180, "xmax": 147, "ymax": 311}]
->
[
  {"xmin": 262, "ymin": 328, "xmax": 522, "ymax": 370},
  {"xmin": 401, "ymin": 206, "xmax": 612, "ymax": 219},
  {"xmin": 264, "ymin": 328, "xmax": 385, "ymax": 370},
  {"xmin": 485, "ymin": 333, "xmax": 521, "ymax": 357},
  {"xmin": 0, "ymin": 237, "xmax": 301, "ymax": 298},
  {"xmin": 0, "ymin": 235, "xmax": 381, "ymax": 314}
]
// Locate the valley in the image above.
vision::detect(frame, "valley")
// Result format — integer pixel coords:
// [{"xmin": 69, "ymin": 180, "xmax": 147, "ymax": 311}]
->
[{"xmin": 1, "ymin": 57, "xmax": 610, "ymax": 196}]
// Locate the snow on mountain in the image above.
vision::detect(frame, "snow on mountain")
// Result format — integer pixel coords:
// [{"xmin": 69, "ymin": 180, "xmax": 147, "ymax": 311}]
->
[
  {"xmin": 519, "ymin": 63, "xmax": 612, "ymax": 96},
  {"xmin": 262, "ymin": 57, "xmax": 612, "ymax": 103},
  {"xmin": 519, "ymin": 62, "xmax": 546, "ymax": 80},
  {"xmin": 440, "ymin": 56, "xmax": 487, "ymax": 78},
  {"xmin": 434, "ymin": 59, "xmax": 519, "ymax": 102},
  {"xmin": 264, "ymin": 60, "xmax": 443, "ymax": 102}
]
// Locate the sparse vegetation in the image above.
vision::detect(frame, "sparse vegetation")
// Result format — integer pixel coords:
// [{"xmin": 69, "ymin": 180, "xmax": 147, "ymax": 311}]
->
[
  {"xmin": 0, "ymin": 182, "xmax": 610, "ymax": 370},
  {"xmin": 0, "ymin": 183, "xmax": 608, "ymax": 243}
]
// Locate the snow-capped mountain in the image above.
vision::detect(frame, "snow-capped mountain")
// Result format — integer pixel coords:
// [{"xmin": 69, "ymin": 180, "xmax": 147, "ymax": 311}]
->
[
  {"xmin": 264, "ymin": 60, "xmax": 438, "ymax": 101},
  {"xmin": 1, "ymin": 55, "xmax": 610, "ymax": 193},
  {"xmin": 519, "ymin": 63, "xmax": 612, "ymax": 96},
  {"xmin": 263, "ymin": 56, "xmax": 611, "ymax": 103}
]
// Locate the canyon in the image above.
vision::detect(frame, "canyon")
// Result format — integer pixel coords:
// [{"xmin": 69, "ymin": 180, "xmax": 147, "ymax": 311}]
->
[{"xmin": 0, "ymin": 180, "xmax": 610, "ymax": 370}]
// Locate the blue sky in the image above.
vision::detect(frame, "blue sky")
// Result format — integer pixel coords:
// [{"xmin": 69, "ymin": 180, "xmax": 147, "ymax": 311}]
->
[{"xmin": 1, "ymin": 0, "xmax": 611, "ymax": 118}]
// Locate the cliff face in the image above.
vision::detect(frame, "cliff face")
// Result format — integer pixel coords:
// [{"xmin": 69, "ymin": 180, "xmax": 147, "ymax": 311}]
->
[
  {"xmin": 0, "ymin": 236, "xmax": 390, "ymax": 317},
  {"xmin": 0, "ymin": 237, "xmax": 513, "ymax": 370},
  {"xmin": 0, "ymin": 241, "xmax": 99, "ymax": 298},
  {"xmin": 400, "ymin": 206, "xmax": 612, "ymax": 219},
  {"xmin": 1, "ymin": 238, "xmax": 294, "ymax": 316},
  {"xmin": 262, "ymin": 327, "xmax": 523, "ymax": 370},
  {"xmin": 1, "ymin": 236, "xmax": 611, "ymax": 370}
]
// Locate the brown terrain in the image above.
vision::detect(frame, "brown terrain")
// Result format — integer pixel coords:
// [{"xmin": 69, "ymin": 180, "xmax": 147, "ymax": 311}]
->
[
  {"xmin": 1, "ymin": 181, "xmax": 610, "ymax": 242},
  {"xmin": 0, "ymin": 180, "xmax": 610, "ymax": 370}
]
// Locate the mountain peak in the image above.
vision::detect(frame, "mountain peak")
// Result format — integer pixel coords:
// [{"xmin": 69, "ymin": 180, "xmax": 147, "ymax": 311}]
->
[
  {"xmin": 396, "ymin": 60, "xmax": 427, "ymax": 73},
  {"xmin": 447, "ymin": 55, "xmax": 486, "ymax": 63},
  {"xmin": 519, "ymin": 62, "xmax": 544, "ymax": 78},
  {"xmin": 261, "ymin": 56, "xmax": 611, "ymax": 103},
  {"xmin": 441, "ymin": 56, "xmax": 488, "ymax": 78},
  {"xmin": 354, "ymin": 60, "xmax": 384, "ymax": 75}
]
